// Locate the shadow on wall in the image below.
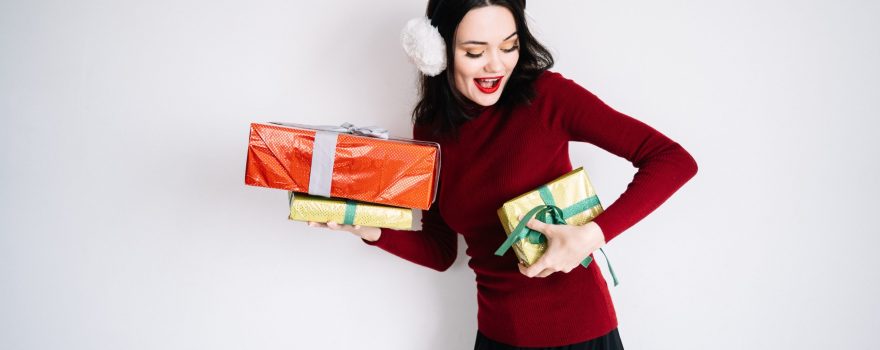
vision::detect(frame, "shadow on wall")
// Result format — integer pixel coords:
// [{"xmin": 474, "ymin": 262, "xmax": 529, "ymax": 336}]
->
[
  {"xmin": 428, "ymin": 235, "xmax": 479, "ymax": 350},
  {"xmin": 303, "ymin": 5, "xmax": 421, "ymax": 136}
]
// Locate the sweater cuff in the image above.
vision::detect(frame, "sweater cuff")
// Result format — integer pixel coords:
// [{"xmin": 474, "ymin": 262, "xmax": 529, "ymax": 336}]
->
[{"xmin": 592, "ymin": 215, "xmax": 622, "ymax": 244}]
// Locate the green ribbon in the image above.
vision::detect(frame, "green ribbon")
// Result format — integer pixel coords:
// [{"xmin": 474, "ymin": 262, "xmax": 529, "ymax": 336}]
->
[
  {"xmin": 343, "ymin": 199, "xmax": 357, "ymax": 225},
  {"xmin": 494, "ymin": 185, "xmax": 619, "ymax": 286}
]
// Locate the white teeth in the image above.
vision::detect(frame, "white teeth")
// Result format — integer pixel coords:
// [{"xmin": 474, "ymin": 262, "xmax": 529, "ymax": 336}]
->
[{"xmin": 476, "ymin": 78, "xmax": 500, "ymax": 89}]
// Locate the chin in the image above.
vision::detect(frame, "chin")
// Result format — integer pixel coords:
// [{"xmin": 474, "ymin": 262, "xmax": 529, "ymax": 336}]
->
[
  {"xmin": 470, "ymin": 91, "xmax": 503, "ymax": 107},
  {"xmin": 475, "ymin": 99, "xmax": 498, "ymax": 107}
]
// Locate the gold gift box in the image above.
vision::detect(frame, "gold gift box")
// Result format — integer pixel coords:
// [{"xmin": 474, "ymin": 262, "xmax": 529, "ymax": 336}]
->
[
  {"xmin": 496, "ymin": 167, "xmax": 604, "ymax": 267},
  {"xmin": 288, "ymin": 191, "xmax": 414, "ymax": 230}
]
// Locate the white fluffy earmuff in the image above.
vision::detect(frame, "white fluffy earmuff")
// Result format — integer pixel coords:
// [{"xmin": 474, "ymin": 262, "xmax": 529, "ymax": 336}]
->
[{"xmin": 400, "ymin": 16, "xmax": 447, "ymax": 77}]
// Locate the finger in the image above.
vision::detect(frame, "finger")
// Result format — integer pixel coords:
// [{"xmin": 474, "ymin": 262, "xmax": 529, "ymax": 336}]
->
[
  {"xmin": 524, "ymin": 259, "xmax": 551, "ymax": 278},
  {"xmin": 308, "ymin": 221, "xmax": 328, "ymax": 228},
  {"xmin": 536, "ymin": 269, "xmax": 555, "ymax": 278},
  {"xmin": 329, "ymin": 221, "xmax": 360, "ymax": 234},
  {"xmin": 525, "ymin": 218, "xmax": 553, "ymax": 237}
]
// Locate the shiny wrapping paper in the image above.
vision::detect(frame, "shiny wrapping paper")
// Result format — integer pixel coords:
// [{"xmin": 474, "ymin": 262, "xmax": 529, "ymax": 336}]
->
[
  {"xmin": 245, "ymin": 122, "xmax": 441, "ymax": 210},
  {"xmin": 288, "ymin": 192, "xmax": 414, "ymax": 230},
  {"xmin": 496, "ymin": 167, "xmax": 604, "ymax": 267}
]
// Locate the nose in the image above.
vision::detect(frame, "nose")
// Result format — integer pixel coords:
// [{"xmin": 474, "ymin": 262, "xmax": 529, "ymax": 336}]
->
[{"xmin": 484, "ymin": 50, "xmax": 504, "ymax": 73}]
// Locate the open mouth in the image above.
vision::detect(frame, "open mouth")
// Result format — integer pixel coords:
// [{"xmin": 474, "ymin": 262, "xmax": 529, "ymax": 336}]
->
[{"xmin": 474, "ymin": 76, "xmax": 503, "ymax": 94}]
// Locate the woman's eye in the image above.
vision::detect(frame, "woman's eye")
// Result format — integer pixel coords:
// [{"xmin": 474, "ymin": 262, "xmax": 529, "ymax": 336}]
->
[
  {"xmin": 465, "ymin": 45, "xmax": 519, "ymax": 59},
  {"xmin": 502, "ymin": 45, "xmax": 520, "ymax": 53}
]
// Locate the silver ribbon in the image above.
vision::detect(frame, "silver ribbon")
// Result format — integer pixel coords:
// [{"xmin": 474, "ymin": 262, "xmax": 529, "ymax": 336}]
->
[
  {"xmin": 308, "ymin": 130, "xmax": 338, "ymax": 197},
  {"xmin": 269, "ymin": 121, "xmax": 390, "ymax": 198}
]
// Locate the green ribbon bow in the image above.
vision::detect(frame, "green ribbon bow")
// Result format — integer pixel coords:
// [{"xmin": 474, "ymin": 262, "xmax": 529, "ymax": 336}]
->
[{"xmin": 494, "ymin": 185, "xmax": 619, "ymax": 286}]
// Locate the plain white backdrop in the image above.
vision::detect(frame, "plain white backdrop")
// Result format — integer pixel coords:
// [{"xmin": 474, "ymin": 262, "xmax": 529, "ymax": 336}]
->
[{"xmin": 2, "ymin": 0, "xmax": 878, "ymax": 349}]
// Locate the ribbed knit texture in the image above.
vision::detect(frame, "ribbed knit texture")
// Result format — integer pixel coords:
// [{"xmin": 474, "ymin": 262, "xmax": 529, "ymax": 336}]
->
[{"xmin": 363, "ymin": 70, "xmax": 698, "ymax": 347}]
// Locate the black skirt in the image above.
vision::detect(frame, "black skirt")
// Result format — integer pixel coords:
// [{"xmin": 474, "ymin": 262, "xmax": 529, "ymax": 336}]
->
[{"xmin": 474, "ymin": 328, "xmax": 624, "ymax": 350}]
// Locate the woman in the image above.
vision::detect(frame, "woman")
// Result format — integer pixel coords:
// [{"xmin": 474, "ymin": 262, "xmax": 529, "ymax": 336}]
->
[{"xmin": 309, "ymin": 0, "xmax": 698, "ymax": 348}]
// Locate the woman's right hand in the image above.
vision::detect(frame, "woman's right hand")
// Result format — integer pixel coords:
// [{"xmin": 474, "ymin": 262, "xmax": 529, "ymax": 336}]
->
[{"xmin": 306, "ymin": 221, "xmax": 382, "ymax": 242}]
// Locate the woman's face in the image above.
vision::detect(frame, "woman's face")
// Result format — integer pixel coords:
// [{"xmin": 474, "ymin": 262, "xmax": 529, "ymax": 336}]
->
[{"xmin": 452, "ymin": 5, "xmax": 520, "ymax": 107}]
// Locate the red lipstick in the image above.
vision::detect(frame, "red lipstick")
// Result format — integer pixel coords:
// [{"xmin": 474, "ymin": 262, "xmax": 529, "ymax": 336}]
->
[{"xmin": 474, "ymin": 76, "xmax": 503, "ymax": 94}]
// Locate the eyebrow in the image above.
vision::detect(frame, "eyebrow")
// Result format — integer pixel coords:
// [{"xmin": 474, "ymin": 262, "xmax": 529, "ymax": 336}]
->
[{"xmin": 458, "ymin": 32, "xmax": 518, "ymax": 46}]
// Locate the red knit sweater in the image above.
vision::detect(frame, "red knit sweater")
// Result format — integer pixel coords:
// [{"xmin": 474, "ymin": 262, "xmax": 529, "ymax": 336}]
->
[{"xmin": 364, "ymin": 70, "xmax": 698, "ymax": 347}]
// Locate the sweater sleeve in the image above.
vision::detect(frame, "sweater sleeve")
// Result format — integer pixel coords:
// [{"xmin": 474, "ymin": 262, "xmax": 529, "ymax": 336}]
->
[
  {"xmin": 545, "ymin": 72, "xmax": 699, "ymax": 243},
  {"xmin": 359, "ymin": 124, "xmax": 458, "ymax": 272},
  {"xmin": 361, "ymin": 199, "xmax": 458, "ymax": 272}
]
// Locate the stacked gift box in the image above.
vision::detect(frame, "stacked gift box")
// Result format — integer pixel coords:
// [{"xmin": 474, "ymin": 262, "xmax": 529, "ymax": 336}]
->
[{"xmin": 245, "ymin": 121, "xmax": 441, "ymax": 230}]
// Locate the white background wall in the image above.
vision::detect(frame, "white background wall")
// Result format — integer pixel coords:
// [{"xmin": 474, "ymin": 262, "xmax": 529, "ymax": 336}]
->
[{"xmin": 2, "ymin": 0, "xmax": 878, "ymax": 349}]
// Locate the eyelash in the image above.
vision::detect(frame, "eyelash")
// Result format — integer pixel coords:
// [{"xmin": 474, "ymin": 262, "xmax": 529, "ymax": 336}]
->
[{"xmin": 465, "ymin": 45, "xmax": 520, "ymax": 58}]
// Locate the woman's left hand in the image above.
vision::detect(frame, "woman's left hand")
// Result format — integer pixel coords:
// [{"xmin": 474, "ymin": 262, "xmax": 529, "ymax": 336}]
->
[{"xmin": 517, "ymin": 215, "xmax": 606, "ymax": 278}]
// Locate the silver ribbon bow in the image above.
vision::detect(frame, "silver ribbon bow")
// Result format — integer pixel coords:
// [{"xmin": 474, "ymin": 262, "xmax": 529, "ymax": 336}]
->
[
  {"xmin": 334, "ymin": 122, "xmax": 389, "ymax": 140},
  {"xmin": 270, "ymin": 121, "xmax": 389, "ymax": 140}
]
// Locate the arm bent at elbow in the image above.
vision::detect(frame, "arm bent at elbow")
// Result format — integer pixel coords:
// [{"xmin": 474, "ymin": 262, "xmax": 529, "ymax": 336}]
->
[{"xmin": 360, "ymin": 202, "xmax": 459, "ymax": 272}]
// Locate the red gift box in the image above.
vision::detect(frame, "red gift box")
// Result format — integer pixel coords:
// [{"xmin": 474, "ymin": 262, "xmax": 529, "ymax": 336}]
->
[{"xmin": 245, "ymin": 122, "xmax": 441, "ymax": 210}]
